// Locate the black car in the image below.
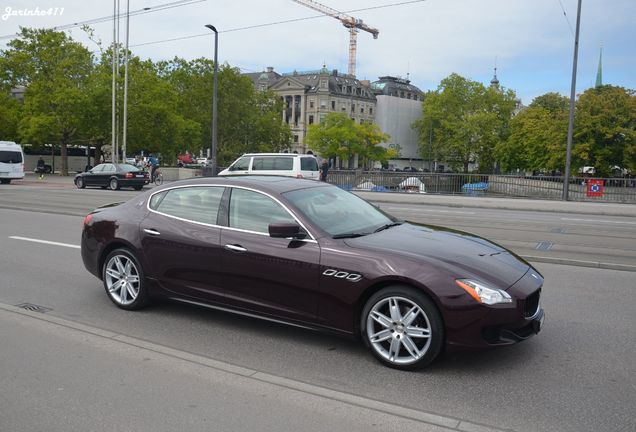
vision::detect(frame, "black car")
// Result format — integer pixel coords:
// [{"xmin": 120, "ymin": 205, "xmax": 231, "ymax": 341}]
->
[
  {"xmin": 81, "ymin": 176, "xmax": 544, "ymax": 370},
  {"xmin": 75, "ymin": 163, "xmax": 149, "ymax": 190}
]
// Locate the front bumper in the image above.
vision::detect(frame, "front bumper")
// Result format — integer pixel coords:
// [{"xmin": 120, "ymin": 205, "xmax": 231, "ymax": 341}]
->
[{"xmin": 443, "ymin": 268, "xmax": 545, "ymax": 351}]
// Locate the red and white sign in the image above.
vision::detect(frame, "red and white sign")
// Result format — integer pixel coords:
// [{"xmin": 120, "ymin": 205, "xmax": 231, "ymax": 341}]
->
[{"xmin": 587, "ymin": 179, "xmax": 604, "ymax": 197}]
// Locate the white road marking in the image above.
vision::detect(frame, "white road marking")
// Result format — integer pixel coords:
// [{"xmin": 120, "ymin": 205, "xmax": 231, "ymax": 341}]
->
[
  {"xmin": 383, "ymin": 206, "xmax": 475, "ymax": 215},
  {"xmin": 9, "ymin": 236, "xmax": 81, "ymax": 249},
  {"xmin": 560, "ymin": 218, "xmax": 636, "ymax": 225}
]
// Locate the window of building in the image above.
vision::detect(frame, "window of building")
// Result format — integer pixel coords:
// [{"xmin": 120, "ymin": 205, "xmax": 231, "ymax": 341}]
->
[
  {"xmin": 370, "ymin": 107, "xmax": 373, "ymax": 115},
  {"xmin": 331, "ymin": 100, "xmax": 335, "ymax": 110},
  {"xmin": 309, "ymin": 100, "xmax": 315, "ymax": 108},
  {"xmin": 319, "ymin": 113, "xmax": 326, "ymax": 123},
  {"xmin": 347, "ymin": 86, "xmax": 352, "ymax": 93},
  {"xmin": 360, "ymin": 107, "xmax": 364, "ymax": 114},
  {"xmin": 293, "ymin": 135, "xmax": 299, "ymax": 143},
  {"xmin": 351, "ymin": 103, "xmax": 355, "ymax": 112},
  {"xmin": 308, "ymin": 115, "xmax": 314, "ymax": 125},
  {"xmin": 320, "ymin": 98, "xmax": 327, "ymax": 109},
  {"xmin": 320, "ymin": 79, "xmax": 327, "ymax": 88}
]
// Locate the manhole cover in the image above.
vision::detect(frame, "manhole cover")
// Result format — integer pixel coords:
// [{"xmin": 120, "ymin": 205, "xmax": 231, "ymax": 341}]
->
[{"xmin": 14, "ymin": 303, "xmax": 52, "ymax": 313}]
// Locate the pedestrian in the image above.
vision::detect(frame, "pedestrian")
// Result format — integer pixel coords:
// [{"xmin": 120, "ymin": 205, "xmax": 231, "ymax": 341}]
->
[
  {"xmin": 36, "ymin": 156, "xmax": 46, "ymax": 180},
  {"xmin": 319, "ymin": 159, "xmax": 329, "ymax": 182}
]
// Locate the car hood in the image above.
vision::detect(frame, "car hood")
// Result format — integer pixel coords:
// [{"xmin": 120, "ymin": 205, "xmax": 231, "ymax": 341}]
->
[{"xmin": 344, "ymin": 222, "xmax": 529, "ymax": 289}]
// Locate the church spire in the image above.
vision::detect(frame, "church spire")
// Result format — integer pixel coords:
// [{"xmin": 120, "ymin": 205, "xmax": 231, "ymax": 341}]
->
[
  {"xmin": 490, "ymin": 66, "xmax": 500, "ymax": 89},
  {"xmin": 595, "ymin": 46, "xmax": 603, "ymax": 88}
]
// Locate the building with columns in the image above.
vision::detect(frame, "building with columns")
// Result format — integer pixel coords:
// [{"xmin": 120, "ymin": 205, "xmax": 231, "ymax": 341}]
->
[{"xmin": 246, "ymin": 66, "xmax": 376, "ymax": 154}]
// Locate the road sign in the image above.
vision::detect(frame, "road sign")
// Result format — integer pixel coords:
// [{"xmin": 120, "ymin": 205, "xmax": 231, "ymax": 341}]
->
[{"xmin": 587, "ymin": 179, "xmax": 603, "ymax": 197}]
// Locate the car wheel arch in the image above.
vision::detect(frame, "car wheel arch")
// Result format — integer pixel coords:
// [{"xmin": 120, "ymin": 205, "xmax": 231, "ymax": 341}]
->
[
  {"xmin": 354, "ymin": 279, "xmax": 446, "ymax": 336},
  {"xmin": 98, "ymin": 240, "xmax": 142, "ymax": 280}
]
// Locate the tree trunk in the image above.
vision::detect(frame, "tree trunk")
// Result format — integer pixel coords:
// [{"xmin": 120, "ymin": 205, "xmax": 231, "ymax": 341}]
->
[{"xmin": 61, "ymin": 132, "xmax": 69, "ymax": 176}]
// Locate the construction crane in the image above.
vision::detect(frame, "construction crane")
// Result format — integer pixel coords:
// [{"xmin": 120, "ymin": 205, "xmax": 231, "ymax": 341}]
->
[{"xmin": 292, "ymin": 0, "xmax": 379, "ymax": 77}]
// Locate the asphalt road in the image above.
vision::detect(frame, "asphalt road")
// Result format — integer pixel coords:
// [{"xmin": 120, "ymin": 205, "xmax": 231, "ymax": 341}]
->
[{"xmin": 0, "ymin": 197, "xmax": 635, "ymax": 431}]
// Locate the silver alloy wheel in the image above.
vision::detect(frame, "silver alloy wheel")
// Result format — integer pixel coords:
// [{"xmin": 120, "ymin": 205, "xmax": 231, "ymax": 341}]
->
[
  {"xmin": 76, "ymin": 177, "xmax": 84, "ymax": 188},
  {"xmin": 110, "ymin": 178, "xmax": 118, "ymax": 190},
  {"xmin": 366, "ymin": 296, "xmax": 432, "ymax": 366},
  {"xmin": 104, "ymin": 254, "xmax": 140, "ymax": 306}
]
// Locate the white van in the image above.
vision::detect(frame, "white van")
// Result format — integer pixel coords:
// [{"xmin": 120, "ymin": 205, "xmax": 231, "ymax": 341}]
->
[
  {"xmin": 0, "ymin": 141, "xmax": 25, "ymax": 184},
  {"xmin": 218, "ymin": 153, "xmax": 320, "ymax": 180}
]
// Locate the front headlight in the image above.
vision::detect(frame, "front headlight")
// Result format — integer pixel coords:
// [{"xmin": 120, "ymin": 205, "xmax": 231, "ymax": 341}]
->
[{"xmin": 455, "ymin": 279, "xmax": 512, "ymax": 305}]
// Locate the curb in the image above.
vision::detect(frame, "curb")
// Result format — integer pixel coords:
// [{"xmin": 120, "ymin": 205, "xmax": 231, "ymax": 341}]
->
[{"xmin": 522, "ymin": 255, "xmax": 636, "ymax": 272}]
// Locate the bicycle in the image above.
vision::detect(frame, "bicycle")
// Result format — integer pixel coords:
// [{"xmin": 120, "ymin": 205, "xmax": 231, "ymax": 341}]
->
[{"xmin": 153, "ymin": 169, "xmax": 164, "ymax": 186}]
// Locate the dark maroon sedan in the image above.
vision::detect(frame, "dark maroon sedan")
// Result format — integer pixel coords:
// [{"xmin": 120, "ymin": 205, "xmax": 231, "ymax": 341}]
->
[{"xmin": 81, "ymin": 176, "xmax": 544, "ymax": 370}]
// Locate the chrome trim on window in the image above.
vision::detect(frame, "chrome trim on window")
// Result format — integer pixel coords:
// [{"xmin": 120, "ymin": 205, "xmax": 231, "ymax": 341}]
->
[{"xmin": 146, "ymin": 183, "xmax": 318, "ymax": 242}]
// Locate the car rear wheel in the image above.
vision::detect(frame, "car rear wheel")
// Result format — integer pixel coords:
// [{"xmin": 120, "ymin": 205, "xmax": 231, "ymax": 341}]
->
[
  {"xmin": 1, "ymin": 179, "xmax": 11, "ymax": 184},
  {"xmin": 361, "ymin": 286, "xmax": 443, "ymax": 370},
  {"xmin": 109, "ymin": 178, "xmax": 120, "ymax": 190},
  {"xmin": 75, "ymin": 177, "xmax": 85, "ymax": 189},
  {"xmin": 102, "ymin": 249, "xmax": 149, "ymax": 310}
]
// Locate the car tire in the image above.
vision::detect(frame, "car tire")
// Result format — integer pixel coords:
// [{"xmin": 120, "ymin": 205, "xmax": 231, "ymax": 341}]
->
[
  {"xmin": 102, "ymin": 248, "xmax": 149, "ymax": 310},
  {"xmin": 109, "ymin": 178, "xmax": 120, "ymax": 190},
  {"xmin": 75, "ymin": 177, "xmax": 85, "ymax": 189},
  {"xmin": 133, "ymin": 185, "xmax": 143, "ymax": 190},
  {"xmin": 1, "ymin": 179, "xmax": 10, "ymax": 184},
  {"xmin": 361, "ymin": 286, "xmax": 444, "ymax": 371}
]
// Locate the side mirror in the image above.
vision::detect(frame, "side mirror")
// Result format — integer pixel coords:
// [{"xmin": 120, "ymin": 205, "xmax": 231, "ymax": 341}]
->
[{"xmin": 269, "ymin": 222, "xmax": 306, "ymax": 239}]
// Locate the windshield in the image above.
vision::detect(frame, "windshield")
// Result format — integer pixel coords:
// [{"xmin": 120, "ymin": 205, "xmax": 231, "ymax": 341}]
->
[
  {"xmin": 284, "ymin": 186, "xmax": 394, "ymax": 237},
  {"xmin": 119, "ymin": 164, "xmax": 141, "ymax": 172}
]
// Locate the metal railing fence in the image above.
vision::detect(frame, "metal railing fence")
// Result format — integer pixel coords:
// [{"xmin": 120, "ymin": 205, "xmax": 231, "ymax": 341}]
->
[{"xmin": 325, "ymin": 170, "xmax": 636, "ymax": 203}]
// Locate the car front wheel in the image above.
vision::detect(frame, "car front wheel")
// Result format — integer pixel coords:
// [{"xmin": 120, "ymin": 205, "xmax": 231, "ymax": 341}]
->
[
  {"xmin": 75, "ymin": 177, "xmax": 85, "ymax": 189},
  {"xmin": 102, "ymin": 249, "xmax": 149, "ymax": 310},
  {"xmin": 361, "ymin": 286, "xmax": 443, "ymax": 370}
]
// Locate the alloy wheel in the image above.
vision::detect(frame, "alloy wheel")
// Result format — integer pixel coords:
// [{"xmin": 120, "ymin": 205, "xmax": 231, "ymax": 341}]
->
[
  {"xmin": 366, "ymin": 296, "xmax": 432, "ymax": 366},
  {"xmin": 104, "ymin": 254, "xmax": 140, "ymax": 306}
]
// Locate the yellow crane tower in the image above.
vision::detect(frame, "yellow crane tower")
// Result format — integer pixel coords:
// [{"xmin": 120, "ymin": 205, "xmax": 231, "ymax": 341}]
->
[{"xmin": 292, "ymin": 0, "xmax": 379, "ymax": 77}]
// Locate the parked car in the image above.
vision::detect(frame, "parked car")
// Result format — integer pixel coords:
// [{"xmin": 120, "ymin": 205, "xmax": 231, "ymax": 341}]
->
[
  {"xmin": 196, "ymin": 157, "xmax": 209, "ymax": 166},
  {"xmin": 74, "ymin": 163, "xmax": 149, "ymax": 190},
  {"xmin": 80, "ymin": 176, "xmax": 545, "ymax": 370},
  {"xmin": 218, "ymin": 153, "xmax": 319, "ymax": 180},
  {"xmin": 0, "ymin": 141, "xmax": 25, "ymax": 184},
  {"xmin": 177, "ymin": 153, "xmax": 195, "ymax": 167}
]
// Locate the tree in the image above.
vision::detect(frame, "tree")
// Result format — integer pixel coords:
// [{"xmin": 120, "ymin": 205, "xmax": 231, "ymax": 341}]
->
[
  {"xmin": 573, "ymin": 85, "xmax": 635, "ymax": 176},
  {"xmin": 1, "ymin": 28, "xmax": 93, "ymax": 175},
  {"xmin": 414, "ymin": 73, "xmax": 518, "ymax": 173},
  {"xmin": 502, "ymin": 93, "xmax": 569, "ymax": 172},
  {"xmin": 0, "ymin": 91, "xmax": 20, "ymax": 141},
  {"xmin": 305, "ymin": 113, "xmax": 393, "ymax": 168}
]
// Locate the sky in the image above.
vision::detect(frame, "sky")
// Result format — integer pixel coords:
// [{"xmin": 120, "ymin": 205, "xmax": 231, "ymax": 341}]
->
[{"xmin": 1, "ymin": 0, "xmax": 634, "ymax": 105}]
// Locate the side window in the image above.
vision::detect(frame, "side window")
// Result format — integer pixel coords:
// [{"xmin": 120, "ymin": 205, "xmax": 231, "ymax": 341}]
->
[
  {"xmin": 229, "ymin": 157, "xmax": 250, "ymax": 171},
  {"xmin": 91, "ymin": 165, "xmax": 105, "ymax": 173},
  {"xmin": 103, "ymin": 164, "xmax": 116, "ymax": 173},
  {"xmin": 252, "ymin": 157, "xmax": 293, "ymax": 171},
  {"xmin": 301, "ymin": 157, "xmax": 318, "ymax": 171},
  {"xmin": 229, "ymin": 188, "xmax": 295, "ymax": 233},
  {"xmin": 153, "ymin": 187, "xmax": 224, "ymax": 225}
]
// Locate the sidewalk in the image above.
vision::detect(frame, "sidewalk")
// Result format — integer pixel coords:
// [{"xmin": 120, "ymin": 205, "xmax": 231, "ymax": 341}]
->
[{"xmin": 0, "ymin": 303, "xmax": 500, "ymax": 432}]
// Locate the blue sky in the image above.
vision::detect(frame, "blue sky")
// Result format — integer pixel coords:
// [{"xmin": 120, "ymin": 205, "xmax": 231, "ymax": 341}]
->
[{"xmin": 1, "ymin": 0, "xmax": 634, "ymax": 105}]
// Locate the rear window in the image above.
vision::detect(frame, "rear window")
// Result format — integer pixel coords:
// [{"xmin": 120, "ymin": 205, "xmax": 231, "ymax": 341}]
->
[
  {"xmin": 301, "ymin": 157, "xmax": 318, "ymax": 171},
  {"xmin": 0, "ymin": 151, "xmax": 23, "ymax": 163},
  {"xmin": 119, "ymin": 164, "xmax": 140, "ymax": 172},
  {"xmin": 252, "ymin": 157, "xmax": 293, "ymax": 171}
]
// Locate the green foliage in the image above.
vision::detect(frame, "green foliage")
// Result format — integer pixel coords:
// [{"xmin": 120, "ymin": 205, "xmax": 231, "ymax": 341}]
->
[
  {"xmin": 414, "ymin": 73, "xmax": 518, "ymax": 173},
  {"xmin": 305, "ymin": 113, "xmax": 392, "ymax": 168},
  {"xmin": 573, "ymin": 86, "xmax": 635, "ymax": 176},
  {"xmin": 503, "ymin": 93, "xmax": 570, "ymax": 173},
  {"xmin": 1, "ymin": 28, "xmax": 93, "ymax": 175},
  {"xmin": 1, "ymin": 27, "xmax": 291, "ymax": 171}
]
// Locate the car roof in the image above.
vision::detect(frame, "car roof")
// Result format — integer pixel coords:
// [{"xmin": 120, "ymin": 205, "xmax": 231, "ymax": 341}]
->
[
  {"xmin": 167, "ymin": 175, "xmax": 327, "ymax": 195},
  {"xmin": 241, "ymin": 153, "xmax": 316, "ymax": 158}
]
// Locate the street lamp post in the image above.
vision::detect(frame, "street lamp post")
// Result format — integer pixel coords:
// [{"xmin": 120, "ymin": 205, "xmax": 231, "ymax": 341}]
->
[{"xmin": 204, "ymin": 24, "xmax": 218, "ymax": 176}]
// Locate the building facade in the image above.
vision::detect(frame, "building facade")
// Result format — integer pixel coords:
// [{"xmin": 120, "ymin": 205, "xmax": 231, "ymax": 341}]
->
[
  {"xmin": 247, "ymin": 66, "xmax": 376, "ymax": 154},
  {"xmin": 370, "ymin": 76, "xmax": 424, "ymax": 169}
]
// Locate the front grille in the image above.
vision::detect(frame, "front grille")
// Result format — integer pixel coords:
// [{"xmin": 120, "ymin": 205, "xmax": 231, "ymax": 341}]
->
[{"xmin": 523, "ymin": 290, "xmax": 541, "ymax": 318}]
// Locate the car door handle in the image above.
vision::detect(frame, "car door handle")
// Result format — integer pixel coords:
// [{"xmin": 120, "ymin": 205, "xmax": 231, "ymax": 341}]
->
[
  {"xmin": 224, "ymin": 244, "xmax": 247, "ymax": 253},
  {"xmin": 143, "ymin": 228, "xmax": 161, "ymax": 236}
]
